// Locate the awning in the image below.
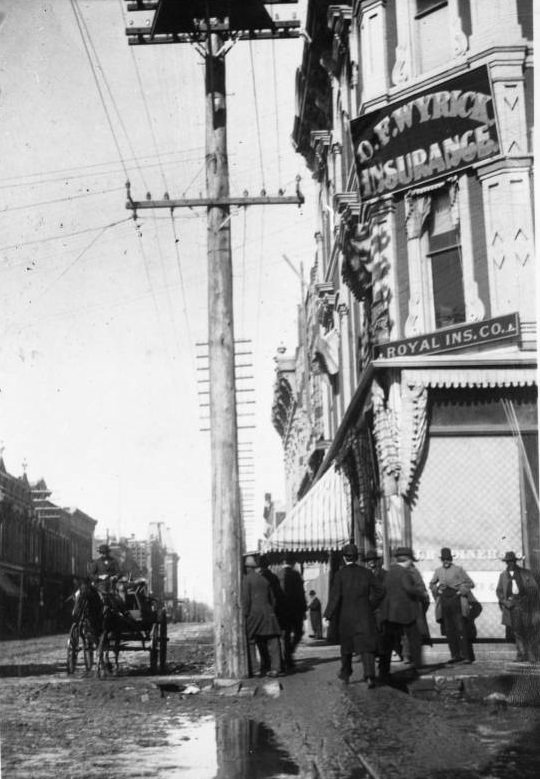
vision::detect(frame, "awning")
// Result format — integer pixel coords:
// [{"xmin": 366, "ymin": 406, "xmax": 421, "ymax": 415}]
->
[
  {"xmin": 401, "ymin": 366, "xmax": 537, "ymax": 388},
  {"xmin": 262, "ymin": 466, "xmax": 351, "ymax": 555}
]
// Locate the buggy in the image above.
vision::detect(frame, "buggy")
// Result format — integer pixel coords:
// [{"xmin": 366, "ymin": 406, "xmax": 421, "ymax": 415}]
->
[{"xmin": 66, "ymin": 576, "xmax": 168, "ymax": 677}]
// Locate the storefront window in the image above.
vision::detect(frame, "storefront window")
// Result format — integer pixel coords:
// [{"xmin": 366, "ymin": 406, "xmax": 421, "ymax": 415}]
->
[
  {"xmin": 426, "ymin": 190, "xmax": 465, "ymax": 329},
  {"xmin": 415, "ymin": 0, "xmax": 450, "ymax": 73}
]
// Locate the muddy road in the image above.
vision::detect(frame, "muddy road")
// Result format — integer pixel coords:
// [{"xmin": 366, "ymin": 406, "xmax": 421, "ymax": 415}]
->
[{"xmin": 2, "ymin": 624, "xmax": 540, "ymax": 778}]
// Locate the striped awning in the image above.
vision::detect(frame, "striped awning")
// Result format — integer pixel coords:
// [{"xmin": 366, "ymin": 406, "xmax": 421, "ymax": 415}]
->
[
  {"xmin": 263, "ymin": 466, "xmax": 351, "ymax": 553},
  {"xmin": 402, "ymin": 366, "xmax": 537, "ymax": 388}
]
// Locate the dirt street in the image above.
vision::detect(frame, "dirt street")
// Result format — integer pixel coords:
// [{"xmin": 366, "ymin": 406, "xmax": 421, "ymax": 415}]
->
[{"xmin": 1, "ymin": 623, "xmax": 540, "ymax": 778}]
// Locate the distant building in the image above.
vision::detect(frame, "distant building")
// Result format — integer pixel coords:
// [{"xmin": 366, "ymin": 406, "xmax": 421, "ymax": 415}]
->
[{"xmin": 0, "ymin": 463, "xmax": 96, "ymax": 638}]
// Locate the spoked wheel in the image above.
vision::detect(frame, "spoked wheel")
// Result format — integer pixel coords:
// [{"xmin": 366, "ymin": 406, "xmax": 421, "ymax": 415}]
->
[
  {"xmin": 149, "ymin": 613, "xmax": 168, "ymax": 674},
  {"xmin": 150, "ymin": 623, "xmax": 159, "ymax": 674},
  {"xmin": 66, "ymin": 623, "xmax": 79, "ymax": 675},
  {"xmin": 159, "ymin": 613, "xmax": 168, "ymax": 673},
  {"xmin": 81, "ymin": 619, "xmax": 94, "ymax": 671},
  {"xmin": 96, "ymin": 632, "xmax": 110, "ymax": 679}
]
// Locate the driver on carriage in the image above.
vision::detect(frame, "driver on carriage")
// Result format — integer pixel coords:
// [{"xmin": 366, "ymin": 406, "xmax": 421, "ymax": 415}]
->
[
  {"xmin": 86, "ymin": 544, "xmax": 136, "ymax": 627},
  {"xmin": 88, "ymin": 543, "xmax": 123, "ymax": 583}
]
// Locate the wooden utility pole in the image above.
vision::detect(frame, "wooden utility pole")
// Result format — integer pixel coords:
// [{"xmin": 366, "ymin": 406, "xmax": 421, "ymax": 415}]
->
[
  {"xmin": 124, "ymin": 0, "xmax": 302, "ymax": 679},
  {"xmin": 205, "ymin": 32, "xmax": 246, "ymax": 678}
]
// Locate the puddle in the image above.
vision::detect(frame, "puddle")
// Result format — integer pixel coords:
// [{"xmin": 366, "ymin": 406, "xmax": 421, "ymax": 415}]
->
[
  {"xmin": 119, "ymin": 715, "xmax": 300, "ymax": 778},
  {"xmin": 0, "ymin": 663, "xmax": 65, "ymax": 678}
]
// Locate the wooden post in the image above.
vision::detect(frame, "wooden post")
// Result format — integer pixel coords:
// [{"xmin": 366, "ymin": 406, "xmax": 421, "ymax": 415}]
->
[{"xmin": 206, "ymin": 34, "xmax": 248, "ymax": 679}]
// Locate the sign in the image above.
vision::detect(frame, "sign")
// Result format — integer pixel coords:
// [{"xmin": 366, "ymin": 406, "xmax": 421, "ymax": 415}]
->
[
  {"xmin": 374, "ymin": 313, "xmax": 519, "ymax": 359},
  {"xmin": 350, "ymin": 65, "xmax": 500, "ymax": 199}
]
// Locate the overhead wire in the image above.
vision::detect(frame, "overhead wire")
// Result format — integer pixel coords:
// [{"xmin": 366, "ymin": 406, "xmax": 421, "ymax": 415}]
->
[
  {"xmin": 69, "ymin": 0, "xmax": 129, "ymax": 180},
  {"xmin": 270, "ymin": 35, "xmax": 283, "ymax": 187},
  {"xmin": 116, "ymin": 0, "xmax": 198, "ymax": 384},
  {"xmin": 0, "ymin": 149, "xmax": 204, "ymax": 190},
  {"xmin": 30, "ymin": 222, "xmax": 119, "ymax": 304},
  {"xmin": 0, "ymin": 185, "xmax": 125, "ymax": 214},
  {"xmin": 0, "ymin": 217, "xmax": 133, "ymax": 254},
  {"xmin": 248, "ymin": 40, "xmax": 265, "ymax": 190},
  {"xmin": 73, "ymin": 0, "xmax": 146, "ymax": 186}
]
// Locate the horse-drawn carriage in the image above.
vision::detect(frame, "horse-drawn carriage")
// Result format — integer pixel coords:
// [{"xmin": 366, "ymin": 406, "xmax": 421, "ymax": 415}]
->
[{"xmin": 67, "ymin": 575, "xmax": 168, "ymax": 677}]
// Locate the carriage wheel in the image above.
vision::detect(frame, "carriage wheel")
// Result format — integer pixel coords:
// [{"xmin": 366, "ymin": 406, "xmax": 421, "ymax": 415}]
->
[
  {"xmin": 66, "ymin": 623, "xmax": 79, "ymax": 675},
  {"xmin": 96, "ymin": 632, "xmax": 110, "ymax": 679},
  {"xmin": 81, "ymin": 620, "xmax": 94, "ymax": 671},
  {"xmin": 159, "ymin": 613, "xmax": 168, "ymax": 673},
  {"xmin": 150, "ymin": 623, "xmax": 159, "ymax": 673}
]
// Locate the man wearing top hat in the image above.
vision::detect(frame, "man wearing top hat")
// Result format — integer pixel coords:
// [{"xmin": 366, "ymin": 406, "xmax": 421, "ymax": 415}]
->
[
  {"xmin": 378, "ymin": 546, "xmax": 427, "ymax": 681},
  {"xmin": 324, "ymin": 543, "xmax": 385, "ymax": 688},
  {"xmin": 496, "ymin": 551, "xmax": 540, "ymax": 662},
  {"xmin": 430, "ymin": 547, "xmax": 475, "ymax": 664}
]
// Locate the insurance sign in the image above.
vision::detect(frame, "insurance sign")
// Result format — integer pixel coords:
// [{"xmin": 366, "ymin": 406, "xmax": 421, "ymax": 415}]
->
[
  {"xmin": 350, "ymin": 65, "xmax": 500, "ymax": 200},
  {"xmin": 374, "ymin": 313, "xmax": 519, "ymax": 359}
]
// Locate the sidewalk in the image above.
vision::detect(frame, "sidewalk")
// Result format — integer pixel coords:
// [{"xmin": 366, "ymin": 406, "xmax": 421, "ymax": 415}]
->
[{"xmin": 296, "ymin": 636, "xmax": 540, "ymax": 707}]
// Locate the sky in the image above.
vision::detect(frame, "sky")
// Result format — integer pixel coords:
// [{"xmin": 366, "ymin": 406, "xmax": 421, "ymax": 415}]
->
[{"xmin": 0, "ymin": 0, "xmax": 316, "ymax": 604}]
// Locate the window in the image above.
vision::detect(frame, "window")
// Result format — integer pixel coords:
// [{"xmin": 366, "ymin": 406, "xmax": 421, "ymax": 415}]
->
[
  {"xmin": 426, "ymin": 190, "xmax": 465, "ymax": 329},
  {"xmin": 415, "ymin": 0, "xmax": 450, "ymax": 73}
]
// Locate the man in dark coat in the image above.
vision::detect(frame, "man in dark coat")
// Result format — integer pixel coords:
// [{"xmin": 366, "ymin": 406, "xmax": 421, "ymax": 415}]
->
[
  {"xmin": 324, "ymin": 543, "xmax": 385, "ymax": 688},
  {"xmin": 242, "ymin": 555, "xmax": 282, "ymax": 677},
  {"xmin": 364, "ymin": 549, "xmax": 388, "ymax": 670},
  {"xmin": 278, "ymin": 554, "xmax": 307, "ymax": 671},
  {"xmin": 379, "ymin": 546, "xmax": 427, "ymax": 681},
  {"xmin": 258, "ymin": 555, "xmax": 287, "ymax": 631},
  {"xmin": 496, "ymin": 551, "xmax": 540, "ymax": 662}
]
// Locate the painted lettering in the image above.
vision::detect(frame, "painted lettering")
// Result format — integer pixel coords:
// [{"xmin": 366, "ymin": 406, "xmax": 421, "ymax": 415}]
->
[{"xmin": 373, "ymin": 115, "xmax": 391, "ymax": 146}]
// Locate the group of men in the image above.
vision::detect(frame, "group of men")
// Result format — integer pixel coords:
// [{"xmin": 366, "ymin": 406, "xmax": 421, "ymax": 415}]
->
[
  {"xmin": 242, "ymin": 553, "xmax": 308, "ymax": 678},
  {"xmin": 325, "ymin": 543, "xmax": 540, "ymax": 687}
]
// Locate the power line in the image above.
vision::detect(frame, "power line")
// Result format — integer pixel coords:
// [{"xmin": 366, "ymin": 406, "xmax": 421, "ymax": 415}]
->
[
  {"xmin": 0, "ymin": 217, "xmax": 133, "ymax": 253},
  {"xmin": 0, "ymin": 185, "xmax": 125, "ymax": 215},
  {"xmin": 0, "ymin": 151, "xmax": 205, "ymax": 191},
  {"xmin": 70, "ymin": 0, "xmax": 129, "ymax": 179},
  {"xmin": 31, "ymin": 223, "xmax": 115, "ymax": 304},
  {"xmin": 248, "ymin": 40, "xmax": 265, "ymax": 190}
]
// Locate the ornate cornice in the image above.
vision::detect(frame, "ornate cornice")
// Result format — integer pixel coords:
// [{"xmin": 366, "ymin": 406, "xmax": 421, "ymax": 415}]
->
[
  {"xmin": 333, "ymin": 191, "xmax": 359, "ymax": 213},
  {"xmin": 327, "ymin": 5, "xmax": 353, "ymax": 75}
]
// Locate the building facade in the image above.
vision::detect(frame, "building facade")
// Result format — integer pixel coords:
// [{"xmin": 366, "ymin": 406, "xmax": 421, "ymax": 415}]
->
[
  {"xmin": 0, "ymin": 467, "xmax": 96, "ymax": 638},
  {"xmin": 269, "ymin": 0, "xmax": 536, "ymax": 638}
]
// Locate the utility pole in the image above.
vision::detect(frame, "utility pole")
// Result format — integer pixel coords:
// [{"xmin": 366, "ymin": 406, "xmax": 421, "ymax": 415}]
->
[
  {"xmin": 123, "ymin": 1, "xmax": 302, "ymax": 679},
  {"xmin": 205, "ymin": 32, "xmax": 245, "ymax": 677}
]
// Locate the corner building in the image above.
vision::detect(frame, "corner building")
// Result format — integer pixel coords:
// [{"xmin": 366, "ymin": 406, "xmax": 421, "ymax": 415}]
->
[{"xmin": 272, "ymin": 0, "xmax": 536, "ymax": 639}]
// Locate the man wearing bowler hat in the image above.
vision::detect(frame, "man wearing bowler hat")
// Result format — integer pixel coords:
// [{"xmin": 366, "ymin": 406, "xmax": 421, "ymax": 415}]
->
[
  {"xmin": 324, "ymin": 543, "xmax": 385, "ymax": 688},
  {"xmin": 430, "ymin": 547, "xmax": 475, "ymax": 664},
  {"xmin": 378, "ymin": 546, "xmax": 427, "ymax": 681},
  {"xmin": 496, "ymin": 551, "xmax": 540, "ymax": 662}
]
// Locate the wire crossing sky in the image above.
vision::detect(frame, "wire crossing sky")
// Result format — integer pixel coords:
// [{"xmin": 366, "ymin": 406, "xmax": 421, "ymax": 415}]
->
[{"xmin": 0, "ymin": 0, "xmax": 315, "ymax": 602}]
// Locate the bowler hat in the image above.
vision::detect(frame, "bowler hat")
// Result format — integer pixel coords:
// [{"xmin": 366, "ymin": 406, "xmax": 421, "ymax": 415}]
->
[
  {"xmin": 244, "ymin": 555, "xmax": 258, "ymax": 568},
  {"xmin": 342, "ymin": 543, "xmax": 358, "ymax": 559},
  {"xmin": 440, "ymin": 547, "xmax": 453, "ymax": 561},
  {"xmin": 394, "ymin": 546, "xmax": 415, "ymax": 560},
  {"xmin": 98, "ymin": 544, "xmax": 110, "ymax": 555},
  {"xmin": 364, "ymin": 549, "xmax": 382, "ymax": 562},
  {"xmin": 501, "ymin": 551, "xmax": 521, "ymax": 563}
]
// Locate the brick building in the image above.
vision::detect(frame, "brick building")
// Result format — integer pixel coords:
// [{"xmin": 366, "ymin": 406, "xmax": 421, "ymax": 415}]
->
[{"xmin": 266, "ymin": 0, "xmax": 536, "ymax": 639}]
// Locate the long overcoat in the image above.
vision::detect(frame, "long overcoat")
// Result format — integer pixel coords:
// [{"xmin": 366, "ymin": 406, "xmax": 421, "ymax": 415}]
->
[
  {"xmin": 323, "ymin": 563, "xmax": 385, "ymax": 653},
  {"xmin": 278, "ymin": 566, "xmax": 307, "ymax": 625},
  {"xmin": 242, "ymin": 569, "xmax": 281, "ymax": 639},
  {"xmin": 379, "ymin": 564, "xmax": 426, "ymax": 625},
  {"xmin": 496, "ymin": 566, "xmax": 539, "ymax": 628}
]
